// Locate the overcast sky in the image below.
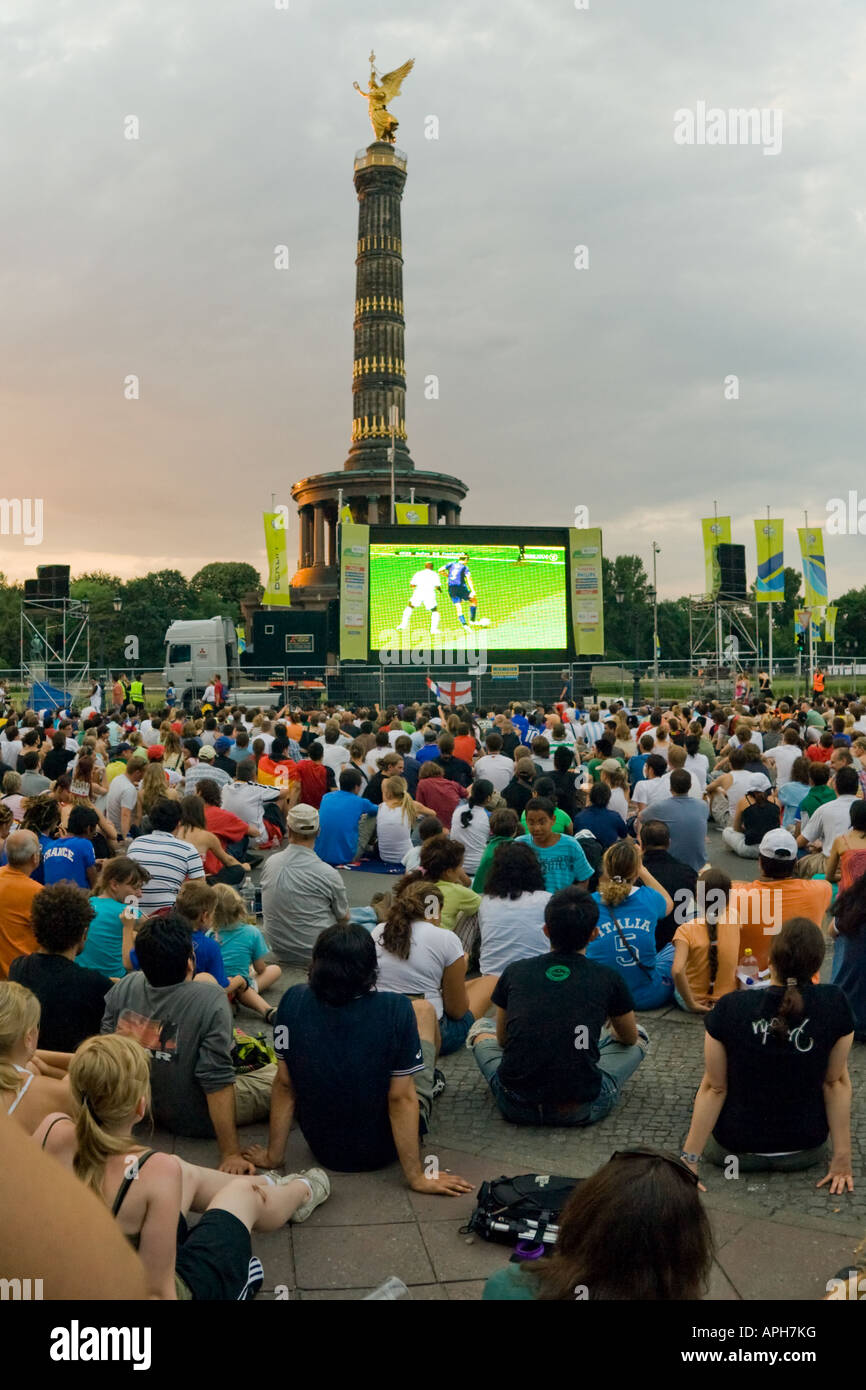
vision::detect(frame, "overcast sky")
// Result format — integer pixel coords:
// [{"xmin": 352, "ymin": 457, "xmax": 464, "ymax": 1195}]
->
[{"xmin": 2, "ymin": 0, "xmax": 865, "ymax": 599}]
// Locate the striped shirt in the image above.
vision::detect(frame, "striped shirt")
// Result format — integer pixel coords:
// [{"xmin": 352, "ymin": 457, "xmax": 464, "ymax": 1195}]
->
[
  {"xmin": 184, "ymin": 763, "xmax": 232, "ymax": 794},
  {"xmin": 127, "ymin": 831, "xmax": 205, "ymax": 912}
]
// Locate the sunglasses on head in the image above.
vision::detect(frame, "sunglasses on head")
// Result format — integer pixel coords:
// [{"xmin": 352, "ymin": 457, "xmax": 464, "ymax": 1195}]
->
[{"xmin": 611, "ymin": 1146, "xmax": 700, "ymax": 1186}]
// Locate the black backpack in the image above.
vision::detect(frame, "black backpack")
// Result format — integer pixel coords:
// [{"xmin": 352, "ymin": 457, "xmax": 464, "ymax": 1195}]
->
[{"xmin": 462, "ymin": 1173, "xmax": 580, "ymax": 1253}]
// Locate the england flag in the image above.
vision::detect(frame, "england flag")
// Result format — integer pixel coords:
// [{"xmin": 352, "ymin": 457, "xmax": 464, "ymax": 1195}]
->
[{"xmin": 426, "ymin": 677, "xmax": 473, "ymax": 706}]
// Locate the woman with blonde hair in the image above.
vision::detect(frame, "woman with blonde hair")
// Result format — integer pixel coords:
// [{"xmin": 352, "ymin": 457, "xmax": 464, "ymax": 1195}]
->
[
  {"xmin": 162, "ymin": 728, "xmax": 185, "ymax": 773},
  {"xmin": 376, "ymin": 774, "xmax": 425, "ymax": 866},
  {"xmin": 33, "ymin": 1034, "xmax": 330, "ymax": 1300},
  {"xmin": 372, "ymin": 875, "xmax": 499, "ymax": 1055},
  {"xmin": 585, "ymin": 840, "xmax": 675, "ymax": 1008},
  {"xmin": 137, "ymin": 763, "xmax": 178, "ymax": 824},
  {"xmin": 0, "ymin": 981, "xmax": 73, "ymax": 1130}
]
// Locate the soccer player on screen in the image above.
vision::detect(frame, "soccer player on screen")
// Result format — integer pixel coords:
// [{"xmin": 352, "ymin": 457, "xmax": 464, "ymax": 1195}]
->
[
  {"xmin": 398, "ymin": 561, "xmax": 441, "ymax": 634},
  {"xmin": 439, "ymin": 553, "xmax": 479, "ymax": 628}
]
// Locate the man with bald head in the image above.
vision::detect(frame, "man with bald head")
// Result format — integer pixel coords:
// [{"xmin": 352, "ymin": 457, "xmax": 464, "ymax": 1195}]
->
[{"xmin": 0, "ymin": 830, "xmax": 43, "ymax": 978}]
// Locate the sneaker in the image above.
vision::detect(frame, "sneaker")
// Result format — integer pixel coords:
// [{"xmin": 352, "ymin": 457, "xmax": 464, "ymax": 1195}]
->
[
  {"xmin": 635, "ymin": 1024, "xmax": 650, "ymax": 1052},
  {"xmin": 431, "ymin": 1067, "xmax": 447, "ymax": 1099},
  {"xmin": 266, "ymin": 1167, "xmax": 331, "ymax": 1223},
  {"xmin": 465, "ymin": 1015, "xmax": 497, "ymax": 1050}
]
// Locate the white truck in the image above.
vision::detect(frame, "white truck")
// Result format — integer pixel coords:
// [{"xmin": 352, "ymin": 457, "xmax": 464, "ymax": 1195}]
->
[{"xmin": 163, "ymin": 617, "xmax": 238, "ymax": 698}]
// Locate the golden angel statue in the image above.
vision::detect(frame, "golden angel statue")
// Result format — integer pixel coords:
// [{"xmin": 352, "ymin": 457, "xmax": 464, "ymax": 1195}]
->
[{"xmin": 354, "ymin": 52, "xmax": 414, "ymax": 144}]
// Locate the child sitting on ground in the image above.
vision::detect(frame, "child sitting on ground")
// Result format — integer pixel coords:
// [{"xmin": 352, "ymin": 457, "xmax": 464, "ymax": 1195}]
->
[
  {"xmin": 349, "ymin": 889, "xmax": 393, "ymax": 930},
  {"xmin": 402, "ymin": 815, "xmax": 444, "ymax": 873},
  {"xmin": 126, "ymin": 880, "xmax": 253, "ymax": 1011},
  {"xmin": 209, "ymin": 884, "xmax": 282, "ymax": 1023}
]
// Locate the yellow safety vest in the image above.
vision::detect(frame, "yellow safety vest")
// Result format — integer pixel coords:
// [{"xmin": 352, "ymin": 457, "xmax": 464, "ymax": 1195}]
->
[{"xmin": 130, "ymin": 681, "xmax": 144, "ymax": 701}]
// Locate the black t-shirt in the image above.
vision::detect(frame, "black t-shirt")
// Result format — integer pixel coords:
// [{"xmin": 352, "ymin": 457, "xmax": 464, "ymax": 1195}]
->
[
  {"xmin": 641, "ymin": 849, "xmax": 698, "ymax": 949},
  {"xmin": 438, "ymin": 754, "xmax": 473, "ymax": 788},
  {"xmin": 500, "ymin": 732, "xmax": 521, "ymax": 757},
  {"xmin": 275, "ymin": 984, "xmax": 425, "ymax": 1171},
  {"xmin": 9, "ymin": 953, "xmax": 113, "ymax": 1052},
  {"xmin": 502, "ymin": 777, "xmax": 534, "ymax": 815},
  {"xmin": 492, "ymin": 952, "xmax": 634, "ymax": 1105},
  {"xmin": 42, "ymin": 747, "xmax": 76, "ymax": 781},
  {"xmin": 706, "ymin": 985, "xmax": 854, "ymax": 1154}
]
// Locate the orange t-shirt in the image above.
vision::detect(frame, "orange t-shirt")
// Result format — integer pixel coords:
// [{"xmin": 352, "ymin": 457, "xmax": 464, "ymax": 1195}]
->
[
  {"xmin": 0, "ymin": 867, "xmax": 43, "ymax": 979},
  {"xmin": 673, "ymin": 915, "xmax": 741, "ymax": 1006},
  {"xmin": 285, "ymin": 723, "xmax": 303, "ymax": 743},
  {"xmin": 730, "ymin": 877, "xmax": 832, "ymax": 971},
  {"xmin": 453, "ymin": 735, "xmax": 477, "ymax": 764}
]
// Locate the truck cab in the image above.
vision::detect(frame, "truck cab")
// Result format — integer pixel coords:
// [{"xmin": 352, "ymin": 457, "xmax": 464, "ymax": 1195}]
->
[{"xmin": 163, "ymin": 617, "xmax": 238, "ymax": 698}]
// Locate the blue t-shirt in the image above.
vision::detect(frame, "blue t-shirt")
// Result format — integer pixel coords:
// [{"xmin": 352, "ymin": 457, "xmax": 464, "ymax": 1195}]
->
[
  {"xmin": 314, "ymin": 790, "xmax": 378, "ymax": 866},
  {"xmin": 41, "ymin": 836, "xmax": 96, "ymax": 890},
  {"xmin": 831, "ymin": 930, "xmax": 866, "ymax": 1037},
  {"xmin": 77, "ymin": 896, "xmax": 136, "ymax": 977},
  {"xmin": 212, "ymin": 922, "xmax": 269, "ymax": 980},
  {"xmin": 586, "ymin": 885, "xmax": 668, "ymax": 1007},
  {"xmin": 573, "ymin": 806, "xmax": 628, "ymax": 850},
  {"xmin": 131, "ymin": 929, "xmax": 227, "ymax": 987},
  {"xmin": 415, "ymin": 744, "xmax": 441, "ymax": 764},
  {"xmin": 628, "ymin": 752, "xmax": 649, "ymax": 786},
  {"xmin": 516, "ymin": 834, "xmax": 592, "ymax": 893},
  {"xmin": 445, "ymin": 561, "xmax": 470, "ymax": 587},
  {"xmin": 511, "ymin": 714, "xmax": 530, "ymax": 744},
  {"xmin": 274, "ymin": 984, "xmax": 425, "ymax": 1170}
]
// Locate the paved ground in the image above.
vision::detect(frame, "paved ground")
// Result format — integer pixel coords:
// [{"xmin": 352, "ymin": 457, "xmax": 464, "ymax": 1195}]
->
[{"xmin": 165, "ymin": 827, "xmax": 866, "ymax": 1300}]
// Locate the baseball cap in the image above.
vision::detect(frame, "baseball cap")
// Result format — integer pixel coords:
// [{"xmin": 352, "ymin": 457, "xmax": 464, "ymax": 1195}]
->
[
  {"xmin": 198, "ymin": 745, "xmax": 216, "ymax": 761},
  {"xmin": 214, "ymin": 736, "xmax": 232, "ymax": 753},
  {"xmin": 759, "ymin": 829, "xmax": 798, "ymax": 861},
  {"xmin": 147, "ymin": 745, "xmax": 165, "ymax": 761},
  {"xmin": 288, "ymin": 804, "xmax": 319, "ymax": 835},
  {"xmin": 600, "ymin": 758, "xmax": 622, "ymax": 773}
]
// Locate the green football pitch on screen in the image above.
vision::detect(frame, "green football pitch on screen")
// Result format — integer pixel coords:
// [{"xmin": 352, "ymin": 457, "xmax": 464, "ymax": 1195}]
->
[{"xmin": 368, "ymin": 543, "xmax": 568, "ymax": 651}]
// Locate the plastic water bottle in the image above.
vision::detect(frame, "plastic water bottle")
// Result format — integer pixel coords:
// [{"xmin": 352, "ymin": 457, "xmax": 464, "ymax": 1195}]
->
[
  {"xmin": 736, "ymin": 947, "xmax": 760, "ymax": 987},
  {"xmin": 241, "ymin": 874, "xmax": 257, "ymax": 921},
  {"xmin": 363, "ymin": 1277, "xmax": 411, "ymax": 1300}
]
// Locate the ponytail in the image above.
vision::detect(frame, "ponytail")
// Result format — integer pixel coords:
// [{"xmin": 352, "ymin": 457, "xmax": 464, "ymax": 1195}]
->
[
  {"xmin": 382, "ymin": 875, "xmax": 444, "ymax": 961},
  {"xmin": 599, "ymin": 840, "xmax": 640, "ymax": 909},
  {"xmin": 460, "ymin": 779, "xmax": 492, "ymax": 829},
  {"xmin": 767, "ymin": 917, "xmax": 824, "ymax": 1040},
  {"xmin": 698, "ymin": 869, "xmax": 731, "ymax": 999},
  {"xmin": 69, "ymin": 1035, "xmax": 152, "ymax": 1196},
  {"xmin": 382, "ymin": 775, "xmax": 417, "ymax": 829}
]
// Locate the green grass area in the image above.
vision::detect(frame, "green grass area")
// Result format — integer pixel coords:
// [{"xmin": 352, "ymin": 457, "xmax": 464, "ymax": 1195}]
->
[{"xmin": 369, "ymin": 544, "xmax": 568, "ymax": 652}]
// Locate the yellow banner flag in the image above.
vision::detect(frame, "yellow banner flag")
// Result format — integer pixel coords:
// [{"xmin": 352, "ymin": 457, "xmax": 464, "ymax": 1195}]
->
[
  {"xmin": 263, "ymin": 511, "xmax": 292, "ymax": 606},
  {"xmin": 395, "ymin": 502, "xmax": 429, "ymax": 525},
  {"xmin": 340, "ymin": 504, "xmax": 353, "ymax": 524},
  {"xmin": 754, "ymin": 518, "xmax": 784, "ymax": 602},
  {"xmin": 798, "ymin": 527, "xmax": 828, "ymax": 607},
  {"xmin": 702, "ymin": 517, "xmax": 731, "ymax": 595}
]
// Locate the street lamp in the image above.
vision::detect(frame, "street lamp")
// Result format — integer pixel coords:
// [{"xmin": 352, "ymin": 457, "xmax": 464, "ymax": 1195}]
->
[
  {"xmin": 651, "ymin": 543, "xmax": 661, "ymax": 704},
  {"xmin": 113, "ymin": 595, "xmax": 123, "ymax": 613}
]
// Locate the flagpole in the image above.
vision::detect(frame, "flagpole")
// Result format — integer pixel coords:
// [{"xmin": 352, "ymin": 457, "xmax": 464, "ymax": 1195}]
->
[
  {"xmin": 389, "ymin": 404, "xmax": 398, "ymax": 524},
  {"xmin": 766, "ymin": 504, "xmax": 773, "ymax": 690},
  {"xmin": 804, "ymin": 508, "xmax": 815, "ymax": 693}
]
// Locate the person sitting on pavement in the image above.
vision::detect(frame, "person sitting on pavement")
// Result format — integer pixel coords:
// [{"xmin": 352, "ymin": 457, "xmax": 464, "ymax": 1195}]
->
[
  {"xmin": 467, "ymin": 886, "xmax": 648, "ymax": 1127},
  {"xmin": 681, "ymin": 917, "xmax": 854, "ymax": 1190},
  {"xmin": 825, "ymin": 799, "xmax": 866, "ymax": 890},
  {"xmin": 0, "ymin": 980, "xmax": 74, "ymax": 1131},
  {"xmin": 574, "ymin": 781, "xmax": 628, "ymax": 850},
  {"xmin": 638, "ymin": 819, "xmax": 697, "ymax": 950},
  {"xmin": 478, "ymin": 841, "xmax": 551, "ymax": 976},
  {"xmin": 418, "ymin": 834, "xmax": 481, "ymax": 934},
  {"xmin": 372, "ymin": 875, "xmax": 499, "ymax": 1056},
  {"xmin": 101, "ymin": 912, "xmax": 274, "ymax": 1170},
  {"xmin": 721, "ymin": 782, "xmax": 782, "ymax": 860},
  {"xmin": 585, "ymin": 839, "xmax": 675, "ymax": 1009},
  {"xmin": 34, "ymin": 1033, "xmax": 329, "ymax": 1300},
  {"xmin": 483, "ymin": 1147, "xmax": 712, "ymax": 1300},
  {"xmin": 8, "ymin": 882, "xmax": 112, "ymax": 1051},
  {"xmin": 260, "ymin": 803, "xmax": 350, "ymax": 966},
  {"xmin": 672, "ymin": 870, "xmax": 739, "ymax": 1013},
  {"xmin": 516, "ymin": 796, "xmax": 593, "ymax": 894},
  {"xmin": 795, "ymin": 765, "xmax": 861, "ymax": 878},
  {"xmin": 243, "ymin": 923, "xmax": 473, "ymax": 1196},
  {"xmin": 313, "ymin": 768, "xmax": 378, "ymax": 867},
  {"xmin": 828, "ymin": 869, "xmax": 866, "ymax": 1042}
]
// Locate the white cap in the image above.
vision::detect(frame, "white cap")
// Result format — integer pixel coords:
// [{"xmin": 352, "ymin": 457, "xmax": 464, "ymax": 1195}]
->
[{"xmin": 759, "ymin": 828, "xmax": 798, "ymax": 861}]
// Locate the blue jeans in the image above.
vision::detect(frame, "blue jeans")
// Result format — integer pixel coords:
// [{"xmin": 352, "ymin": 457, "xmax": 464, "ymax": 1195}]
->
[{"xmin": 472, "ymin": 1030, "xmax": 647, "ymax": 1127}]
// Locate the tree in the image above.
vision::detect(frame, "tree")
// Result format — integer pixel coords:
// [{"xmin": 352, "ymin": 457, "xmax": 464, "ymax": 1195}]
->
[
  {"xmin": 0, "ymin": 575, "xmax": 22, "ymax": 668},
  {"xmin": 121, "ymin": 570, "xmax": 200, "ymax": 668},
  {"xmin": 190, "ymin": 563, "xmax": 262, "ymax": 620},
  {"xmin": 602, "ymin": 555, "xmax": 652, "ymax": 662}
]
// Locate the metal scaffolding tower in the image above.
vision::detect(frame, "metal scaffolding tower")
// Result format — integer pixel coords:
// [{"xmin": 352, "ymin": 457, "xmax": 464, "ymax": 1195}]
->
[{"xmin": 20, "ymin": 596, "xmax": 90, "ymax": 708}]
